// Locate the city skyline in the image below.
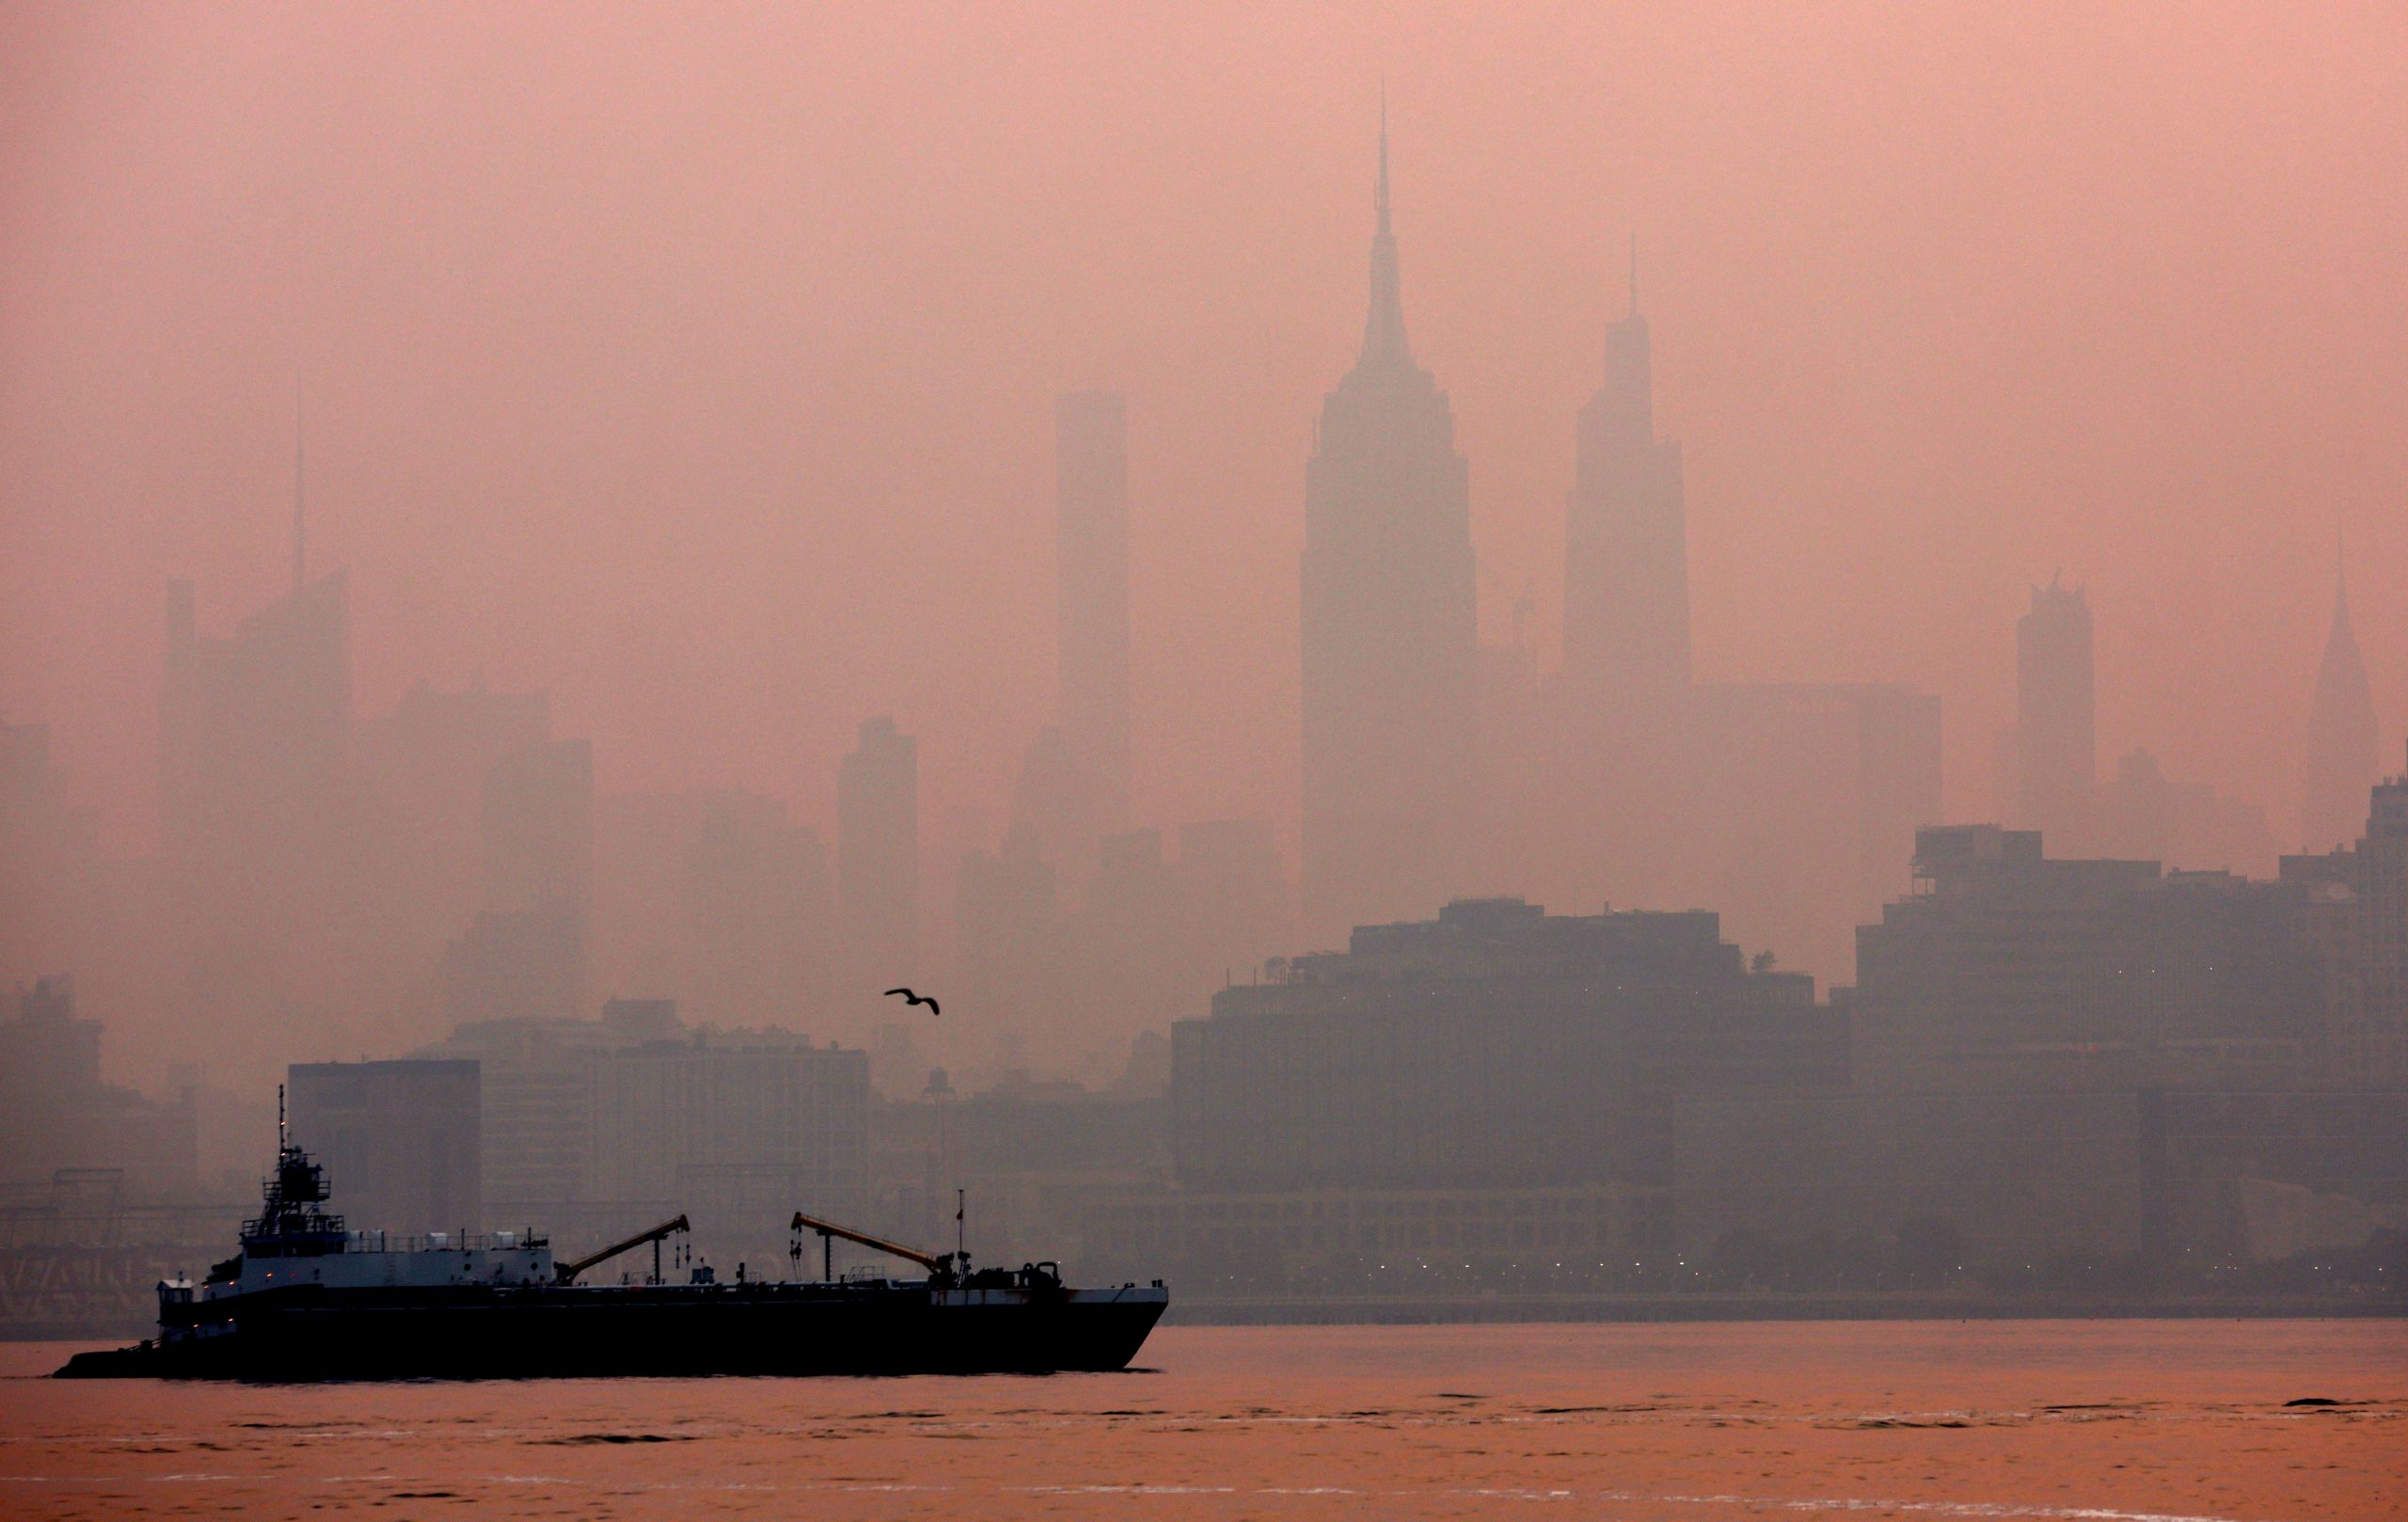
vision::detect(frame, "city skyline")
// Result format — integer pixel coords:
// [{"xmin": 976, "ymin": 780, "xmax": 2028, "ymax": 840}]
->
[
  {"xmin": 3, "ymin": 24, "xmax": 2406, "ymax": 1493},
  {"xmin": 4, "ymin": 72, "xmax": 2402, "ymax": 1086},
  {"xmin": 3, "ymin": 6, "xmax": 2401, "ymax": 883}
]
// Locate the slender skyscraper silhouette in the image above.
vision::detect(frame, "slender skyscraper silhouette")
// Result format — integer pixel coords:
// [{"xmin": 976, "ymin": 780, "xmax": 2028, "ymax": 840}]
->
[
  {"xmin": 1299, "ymin": 101, "xmax": 1477, "ymax": 940},
  {"xmin": 2302, "ymin": 549, "xmax": 2382, "ymax": 853},
  {"xmin": 1564, "ymin": 238, "xmax": 1689, "ymax": 706},
  {"xmin": 2014, "ymin": 578, "xmax": 2095, "ymax": 846},
  {"xmin": 1054, "ymin": 389, "xmax": 1132, "ymax": 849}
]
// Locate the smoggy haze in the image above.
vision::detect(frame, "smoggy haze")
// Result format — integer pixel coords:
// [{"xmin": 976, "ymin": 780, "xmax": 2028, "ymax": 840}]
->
[{"xmin": 4, "ymin": 5, "xmax": 2403, "ymax": 899}]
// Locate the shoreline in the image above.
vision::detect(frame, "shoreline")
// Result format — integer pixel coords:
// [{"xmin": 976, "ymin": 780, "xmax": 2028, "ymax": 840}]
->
[{"xmin": 1164, "ymin": 1293, "xmax": 2406, "ymax": 1326}]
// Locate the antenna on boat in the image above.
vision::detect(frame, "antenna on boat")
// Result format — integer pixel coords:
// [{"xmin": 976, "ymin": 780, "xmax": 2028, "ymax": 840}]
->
[{"xmin": 277, "ymin": 1084, "xmax": 287, "ymax": 1149}]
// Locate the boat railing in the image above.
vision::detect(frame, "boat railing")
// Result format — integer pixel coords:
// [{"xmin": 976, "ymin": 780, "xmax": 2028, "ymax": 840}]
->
[{"xmin": 341, "ymin": 1229, "xmax": 550, "ymax": 1255}]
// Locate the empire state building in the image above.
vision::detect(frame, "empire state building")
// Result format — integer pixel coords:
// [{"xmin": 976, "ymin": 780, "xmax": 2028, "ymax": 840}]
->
[{"xmin": 1299, "ymin": 109, "xmax": 1477, "ymax": 941}]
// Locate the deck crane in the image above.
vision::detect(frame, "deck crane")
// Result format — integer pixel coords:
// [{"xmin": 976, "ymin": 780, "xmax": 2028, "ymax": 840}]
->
[
  {"xmin": 553, "ymin": 1214, "xmax": 689, "ymax": 1286},
  {"xmin": 789, "ymin": 1210, "xmax": 957, "ymax": 1283}
]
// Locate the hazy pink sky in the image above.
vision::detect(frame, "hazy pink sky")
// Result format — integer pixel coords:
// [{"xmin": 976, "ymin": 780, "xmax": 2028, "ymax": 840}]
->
[{"xmin": 4, "ymin": 1, "xmax": 2402, "ymax": 863}]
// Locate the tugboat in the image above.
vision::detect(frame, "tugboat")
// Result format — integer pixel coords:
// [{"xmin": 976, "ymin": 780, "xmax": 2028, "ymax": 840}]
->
[{"xmin": 56, "ymin": 1100, "xmax": 1166, "ymax": 1380}]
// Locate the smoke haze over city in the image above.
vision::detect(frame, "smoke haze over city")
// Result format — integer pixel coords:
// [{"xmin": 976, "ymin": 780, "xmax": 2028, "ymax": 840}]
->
[
  {"xmin": 0, "ymin": 0, "xmax": 2398, "ymax": 1112},
  {"xmin": 4, "ymin": 2, "xmax": 2408, "ymax": 1367},
  {"xmin": 8, "ymin": 1, "xmax": 2402, "ymax": 864}
]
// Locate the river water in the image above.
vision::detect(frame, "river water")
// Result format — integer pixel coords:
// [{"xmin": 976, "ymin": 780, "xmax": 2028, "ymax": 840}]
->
[{"xmin": 1, "ymin": 1320, "xmax": 2398, "ymax": 1520}]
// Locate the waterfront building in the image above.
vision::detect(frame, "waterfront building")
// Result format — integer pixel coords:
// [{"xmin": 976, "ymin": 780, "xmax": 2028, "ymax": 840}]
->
[
  {"xmin": 285, "ymin": 1058, "xmax": 481, "ymax": 1235},
  {"xmin": 1171, "ymin": 897, "xmax": 1839, "ymax": 1251}
]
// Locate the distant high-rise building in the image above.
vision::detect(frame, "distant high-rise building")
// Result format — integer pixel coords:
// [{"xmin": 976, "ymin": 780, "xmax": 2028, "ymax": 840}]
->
[
  {"xmin": 0, "ymin": 721, "xmax": 100, "ymax": 990},
  {"xmin": 681, "ymin": 790, "xmax": 832, "ymax": 1029},
  {"xmin": 483, "ymin": 738, "xmax": 594, "ymax": 921},
  {"xmin": 838, "ymin": 717, "xmax": 919, "ymax": 996},
  {"xmin": 157, "ymin": 569, "xmax": 354, "ymax": 1072},
  {"xmin": 1563, "ymin": 242, "xmax": 1689, "ymax": 706},
  {"xmin": 444, "ymin": 738, "xmax": 593, "ymax": 1027},
  {"xmin": 1055, "ymin": 389, "xmax": 1132, "ymax": 849},
  {"xmin": 2302, "ymin": 559, "xmax": 2382, "ymax": 855},
  {"xmin": 355, "ymin": 683, "xmax": 553, "ymax": 1042},
  {"xmin": 2014, "ymin": 579, "xmax": 2096, "ymax": 845},
  {"xmin": 0, "ymin": 975, "xmax": 197, "ymax": 1197},
  {"xmin": 287, "ymin": 1059, "xmax": 482, "ymax": 1236},
  {"xmin": 160, "ymin": 572, "xmax": 351, "ymax": 873},
  {"xmin": 1299, "ymin": 106, "xmax": 1477, "ymax": 940}
]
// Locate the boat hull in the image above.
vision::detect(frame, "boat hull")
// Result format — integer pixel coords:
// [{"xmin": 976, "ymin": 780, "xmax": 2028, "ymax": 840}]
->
[{"xmin": 55, "ymin": 1281, "xmax": 1168, "ymax": 1381}]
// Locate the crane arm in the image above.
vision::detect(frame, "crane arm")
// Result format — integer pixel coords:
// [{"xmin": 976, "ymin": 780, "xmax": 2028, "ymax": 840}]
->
[
  {"xmin": 555, "ymin": 1213, "xmax": 689, "ymax": 1285},
  {"xmin": 789, "ymin": 1210, "xmax": 946, "ymax": 1276}
]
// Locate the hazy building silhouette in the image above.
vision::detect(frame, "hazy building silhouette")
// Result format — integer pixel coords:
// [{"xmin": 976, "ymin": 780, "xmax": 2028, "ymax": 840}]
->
[
  {"xmin": 2302, "ymin": 558, "xmax": 2382, "ymax": 855},
  {"xmin": 592, "ymin": 787, "xmax": 833, "ymax": 1030},
  {"xmin": 586, "ymin": 1025, "xmax": 868, "ymax": 1263},
  {"xmin": 0, "ymin": 721, "xmax": 101, "ymax": 991},
  {"xmin": 953, "ymin": 839, "xmax": 1062, "ymax": 1058},
  {"xmin": 1055, "ymin": 389, "xmax": 1132, "ymax": 853},
  {"xmin": 1069, "ymin": 828, "xmax": 1187, "ymax": 1064},
  {"xmin": 1003, "ymin": 723, "xmax": 1091, "ymax": 875},
  {"xmin": 1299, "ymin": 108, "xmax": 1477, "ymax": 940},
  {"xmin": 444, "ymin": 738, "xmax": 593, "ymax": 1026},
  {"xmin": 160, "ymin": 572, "xmax": 352, "ymax": 872},
  {"xmin": 0, "ymin": 975, "xmax": 197, "ymax": 1197},
  {"xmin": 838, "ymin": 716, "xmax": 919, "ymax": 1000},
  {"xmin": 1172, "ymin": 898, "xmax": 1833, "ymax": 1215},
  {"xmin": 286, "ymin": 1058, "xmax": 481, "ymax": 1236},
  {"xmin": 421, "ymin": 996, "xmax": 681, "ymax": 1215},
  {"xmin": 1853, "ymin": 825, "xmax": 2322, "ymax": 1092},
  {"xmin": 2013, "ymin": 579, "xmax": 2096, "ymax": 846},
  {"xmin": 158, "ymin": 570, "xmax": 354, "ymax": 1070},
  {"xmin": 1563, "ymin": 243, "xmax": 1688, "ymax": 706},
  {"xmin": 680, "ymin": 791, "xmax": 832, "ymax": 1029},
  {"xmin": 2281, "ymin": 742, "xmax": 2408, "ymax": 1085},
  {"xmin": 1687, "ymin": 683, "xmax": 1944, "ymax": 981},
  {"xmin": 1174, "ymin": 817, "xmax": 1291, "ymax": 986},
  {"xmin": 353, "ymin": 682, "xmax": 553, "ymax": 1045},
  {"xmin": 2096, "ymin": 747, "xmax": 2279, "ymax": 879}
]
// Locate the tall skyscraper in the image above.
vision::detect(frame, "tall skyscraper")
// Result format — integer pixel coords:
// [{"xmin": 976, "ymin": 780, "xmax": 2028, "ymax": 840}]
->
[
  {"xmin": 838, "ymin": 715, "xmax": 919, "ymax": 993},
  {"xmin": 2302, "ymin": 557, "xmax": 2382, "ymax": 854},
  {"xmin": 2014, "ymin": 579, "xmax": 2096, "ymax": 845},
  {"xmin": 1563, "ymin": 241, "xmax": 1689, "ymax": 706},
  {"xmin": 1298, "ymin": 105, "xmax": 1477, "ymax": 941},
  {"xmin": 1055, "ymin": 389, "xmax": 1132, "ymax": 849},
  {"xmin": 158, "ymin": 566, "xmax": 354, "ymax": 1071},
  {"xmin": 445, "ymin": 738, "xmax": 593, "ymax": 1027}
]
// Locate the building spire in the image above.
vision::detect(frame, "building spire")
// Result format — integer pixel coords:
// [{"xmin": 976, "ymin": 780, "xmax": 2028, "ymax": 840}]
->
[
  {"xmin": 1376, "ymin": 78, "xmax": 1390, "ymax": 237},
  {"xmin": 2304, "ymin": 516, "xmax": 2381, "ymax": 853},
  {"xmin": 292, "ymin": 376, "xmax": 306, "ymax": 595},
  {"xmin": 1358, "ymin": 86, "xmax": 1411, "ymax": 369}
]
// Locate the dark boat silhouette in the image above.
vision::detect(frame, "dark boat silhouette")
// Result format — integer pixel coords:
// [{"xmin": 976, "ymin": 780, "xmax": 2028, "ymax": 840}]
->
[{"xmin": 58, "ymin": 1110, "xmax": 1165, "ymax": 1381}]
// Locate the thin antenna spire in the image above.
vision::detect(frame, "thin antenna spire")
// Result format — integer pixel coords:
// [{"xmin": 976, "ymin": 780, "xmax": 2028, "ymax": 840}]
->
[
  {"xmin": 1356, "ymin": 83, "xmax": 1412, "ymax": 367},
  {"xmin": 277, "ymin": 1083, "xmax": 287, "ymax": 1149},
  {"xmin": 1375, "ymin": 78, "xmax": 1391, "ymax": 235},
  {"xmin": 292, "ymin": 377, "xmax": 306, "ymax": 595}
]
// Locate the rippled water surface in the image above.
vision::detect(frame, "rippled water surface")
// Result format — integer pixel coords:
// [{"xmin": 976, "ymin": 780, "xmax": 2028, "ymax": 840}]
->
[{"xmin": 2, "ymin": 1321, "xmax": 2399, "ymax": 1519}]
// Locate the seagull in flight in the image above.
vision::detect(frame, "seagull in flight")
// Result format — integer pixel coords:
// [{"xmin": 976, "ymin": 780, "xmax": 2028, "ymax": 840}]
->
[{"xmin": 883, "ymin": 987, "xmax": 941, "ymax": 1017}]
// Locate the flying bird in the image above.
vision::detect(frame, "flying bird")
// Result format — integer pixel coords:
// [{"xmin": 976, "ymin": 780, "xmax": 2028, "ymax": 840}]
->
[{"xmin": 883, "ymin": 987, "xmax": 941, "ymax": 1017}]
